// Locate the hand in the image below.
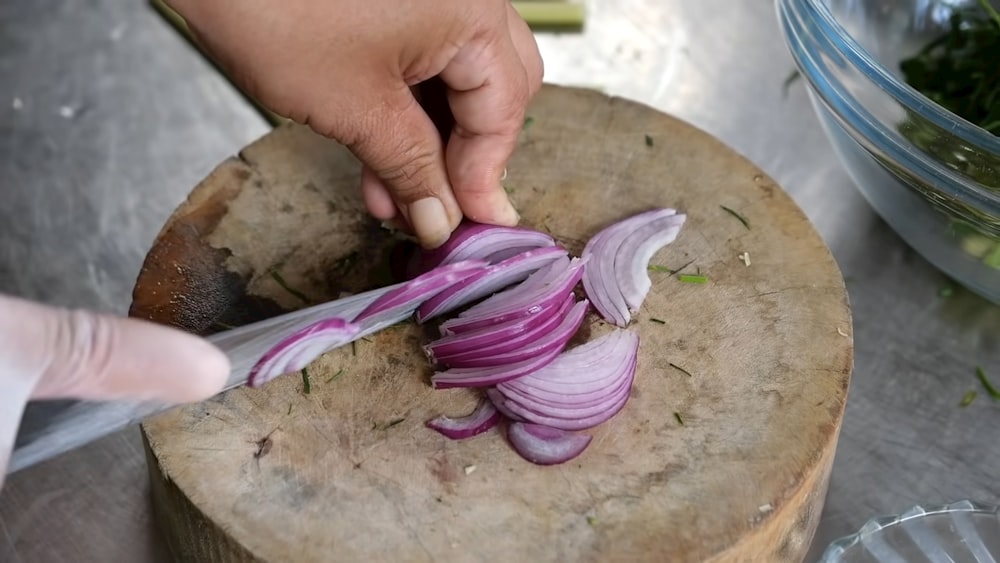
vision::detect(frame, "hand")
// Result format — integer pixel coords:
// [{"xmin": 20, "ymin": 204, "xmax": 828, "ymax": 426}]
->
[
  {"xmin": 166, "ymin": 0, "xmax": 544, "ymax": 249},
  {"xmin": 0, "ymin": 294, "xmax": 229, "ymax": 489}
]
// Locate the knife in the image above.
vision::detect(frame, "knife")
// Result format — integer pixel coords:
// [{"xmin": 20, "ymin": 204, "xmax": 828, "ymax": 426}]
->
[
  {"xmin": 8, "ymin": 281, "xmax": 411, "ymax": 475},
  {"xmin": 10, "ymin": 76, "xmax": 467, "ymax": 476}
]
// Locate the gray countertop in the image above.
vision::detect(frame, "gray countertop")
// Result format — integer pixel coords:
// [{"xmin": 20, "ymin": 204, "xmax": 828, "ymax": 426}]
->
[{"xmin": 1, "ymin": 0, "xmax": 997, "ymax": 561}]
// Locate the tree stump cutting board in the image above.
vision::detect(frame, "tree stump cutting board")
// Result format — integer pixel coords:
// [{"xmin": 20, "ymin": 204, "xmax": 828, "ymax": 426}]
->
[{"xmin": 130, "ymin": 85, "xmax": 853, "ymax": 563}]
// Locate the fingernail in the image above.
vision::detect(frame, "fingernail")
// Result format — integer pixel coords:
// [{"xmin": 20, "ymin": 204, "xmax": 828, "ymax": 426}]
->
[
  {"xmin": 497, "ymin": 193, "xmax": 520, "ymax": 226},
  {"xmin": 408, "ymin": 197, "xmax": 451, "ymax": 248}
]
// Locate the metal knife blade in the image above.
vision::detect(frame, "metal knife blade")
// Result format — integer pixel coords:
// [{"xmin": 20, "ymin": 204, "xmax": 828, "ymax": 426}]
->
[{"xmin": 8, "ymin": 281, "xmax": 411, "ymax": 475}]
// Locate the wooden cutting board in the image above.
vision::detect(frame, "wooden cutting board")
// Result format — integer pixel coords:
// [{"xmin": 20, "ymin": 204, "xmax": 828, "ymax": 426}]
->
[{"xmin": 130, "ymin": 85, "xmax": 853, "ymax": 563}]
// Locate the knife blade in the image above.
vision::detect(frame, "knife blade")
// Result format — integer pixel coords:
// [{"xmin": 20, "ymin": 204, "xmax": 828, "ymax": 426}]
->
[
  {"xmin": 11, "ymin": 76, "xmax": 463, "ymax": 475},
  {"xmin": 8, "ymin": 281, "xmax": 412, "ymax": 475}
]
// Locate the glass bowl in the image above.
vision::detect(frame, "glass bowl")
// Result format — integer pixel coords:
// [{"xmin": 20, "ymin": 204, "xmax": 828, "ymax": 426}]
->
[
  {"xmin": 819, "ymin": 500, "xmax": 1000, "ymax": 562},
  {"xmin": 776, "ymin": 0, "xmax": 1000, "ymax": 303}
]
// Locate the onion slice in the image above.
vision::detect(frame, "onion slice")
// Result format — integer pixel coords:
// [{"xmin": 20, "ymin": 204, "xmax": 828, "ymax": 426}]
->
[
  {"xmin": 430, "ymin": 345, "xmax": 563, "ymax": 389},
  {"xmin": 438, "ymin": 257, "xmax": 571, "ymax": 335},
  {"xmin": 416, "ymin": 246, "xmax": 568, "ymax": 323},
  {"xmin": 497, "ymin": 366, "xmax": 633, "ymax": 409},
  {"xmin": 486, "ymin": 388, "xmax": 526, "ymax": 421},
  {"xmin": 426, "ymin": 294, "xmax": 574, "ymax": 364},
  {"xmin": 437, "ymin": 257, "xmax": 586, "ymax": 336},
  {"xmin": 353, "ymin": 260, "xmax": 487, "ymax": 324},
  {"xmin": 410, "ymin": 221, "xmax": 556, "ymax": 275},
  {"xmin": 460, "ymin": 257, "xmax": 584, "ymax": 318},
  {"xmin": 581, "ymin": 209, "xmax": 676, "ymax": 326},
  {"xmin": 500, "ymin": 330, "xmax": 640, "ymax": 395},
  {"xmin": 438, "ymin": 299, "xmax": 589, "ymax": 368},
  {"xmin": 491, "ymin": 359, "xmax": 636, "ymax": 430},
  {"xmin": 425, "ymin": 399, "xmax": 501, "ymax": 440},
  {"xmin": 616, "ymin": 213, "xmax": 686, "ymax": 313},
  {"xmin": 506, "ymin": 423, "xmax": 592, "ymax": 465},
  {"xmin": 247, "ymin": 318, "xmax": 359, "ymax": 388},
  {"xmin": 490, "ymin": 330, "xmax": 640, "ymax": 429},
  {"xmin": 499, "ymin": 377, "xmax": 633, "ymax": 418}
]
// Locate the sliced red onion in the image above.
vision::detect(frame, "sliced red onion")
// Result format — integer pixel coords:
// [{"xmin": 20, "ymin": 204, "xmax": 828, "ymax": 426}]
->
[
  {"xmin": 498, "ymin": 375, "xmax": 633, "ymax": 418},
  {"xmin": 410, "ymin": 221, "xmax": 556, "ymax": 275},
  {"xmin": 486, "ymin": 388, "xmax": 526, "ymax": 421},
  {"xmin": 438, "ymin": 299, "xmax": 589, "ymax": 368},
  {"xmin": 416, "ymin": 246, "xmax": 569, "ymax": 323},
  {"xmin": 427, "ymin": 294, "xmax": 574, "ymax": 363},
  {"xmin": 510, "ymin": 256, "xmax": 571, "ymax": 291},
  {"xmin": 500, "ymin": 330, "xmax": 640, "ymax": 395},
  {"xmin": 425, "ymin": 399, "xmax": 501, "ymax": 440},
  {"xmin": 495, "ymin": 330, "xmax": 639, "ymax": 422},
  {"xmin": 616, "ymin": 213, "xmax": 686, "ymax": 313},
  {"xmin": 430, "ymin": 345, "xmax": 563, "ymax": 389},
  {"xmin": 438, "ymin": 295, "xmax": 566, "ymax": 337},
  {"xmin": 461, "ymin": 257, "xmax": 582, "ymax": 317},
  {"xmin": 581, "ymin": 209, "xmax": 676, "ymax": 326},
  {"xmin": 247, "ymin": 318, "xmax": 360, "ymax": 388},
  {"xmin": 353, "ymin": 260, "xmax": 487, "ymax": 324},
  {"xmin": 492, "ymin": 376, "xmax": 633, "ymax": 431},
  {"xmin": 506, "ymin": 422, "xmax": 592, "ymax": 465},
  {"xmin": 497, "ymin": 366, "xmax": 633, "ymax": 410},
  {"xmin": 439, "ymin": 257, "xmax": 570, "ymax": 336}
]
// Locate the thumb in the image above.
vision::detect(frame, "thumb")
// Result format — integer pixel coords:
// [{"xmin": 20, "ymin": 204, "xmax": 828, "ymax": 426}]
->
[
  {"xmin": 1, "ymin": 295, "xmax": 229, "ymax": 404},
  {"xmin": 349, "ymin": 85, "xmax": 463, "ymax": 249}
]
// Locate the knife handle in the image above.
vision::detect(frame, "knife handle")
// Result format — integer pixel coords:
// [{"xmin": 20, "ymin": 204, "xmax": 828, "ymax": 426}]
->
[{"xmin": 8, "ymin": 284, "xmax": 408, "ymax": 475}]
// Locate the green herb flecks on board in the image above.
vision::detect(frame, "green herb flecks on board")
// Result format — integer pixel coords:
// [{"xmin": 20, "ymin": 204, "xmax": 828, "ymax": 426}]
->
[
  {"xmin": 679, "ymin": 274, "xmax": 708, "ymax": 284},
  {"xmin": 326, "ymin": 368, "xmax": 345, "ymax": 383},
  {"xmin": 668, "ymin": 363, "xmax": 693, "ymax": 377},
  {"xmin": 720, "ymin": 205, "xmax": 750, "ymax": 230},
  {"xmin": 270, "ymin": 270, "xmax": 310, "ymax": 305},
  {"xmin": 976, "ymin": 366, "xmax": 1000, "ymax": 399},
  {"xmin": 959, "ymin": 390, "xmax": 977, "ymax": 407},
  {"xmin": 301, "ymin": 367, "xmax": 312, "ymax": 395}
]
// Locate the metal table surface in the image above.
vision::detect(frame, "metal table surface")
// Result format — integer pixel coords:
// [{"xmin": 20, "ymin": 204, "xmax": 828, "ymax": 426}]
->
[{"xmin": 1, "ymin": 0, "xmax": 997, "ymax": 561}]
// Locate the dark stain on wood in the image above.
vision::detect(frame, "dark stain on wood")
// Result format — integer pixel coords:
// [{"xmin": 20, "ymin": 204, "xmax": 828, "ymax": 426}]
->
[
  {"xmin": 428, "ymin": 451, "xmax": 461, "ymax": 487},
  {"xmin": 129, "ymin": 161, "xmax": 290, "ymax": 334},
  {"xmin": 254, "ymin": 437, "xmax": 273, "ymax": 460},
  {"xmin": 253, "ymin": 427, "xmax": 280, "ymax": 460}
]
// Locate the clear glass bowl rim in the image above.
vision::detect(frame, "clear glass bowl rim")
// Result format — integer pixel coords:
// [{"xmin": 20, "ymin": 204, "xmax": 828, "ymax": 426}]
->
[
  {"xmin": 819, "ymin": 499, "xmax": 1000, "ymax": 561},
  {"xmin": 777, "ymin": 0, "xmax": 1000, "ymax": 211},
  {"xmin": 787, "ymin": 0, "xmax": 1000, "ymax": 153}
]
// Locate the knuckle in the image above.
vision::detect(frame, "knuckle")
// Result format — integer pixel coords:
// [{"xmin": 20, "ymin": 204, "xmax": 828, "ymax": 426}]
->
[
  {"xmin": 529, "ymin": 58, "xmax": 544, "ymax": 93},
  {"xmin": 497, "ymin": 94, "xmax": 531, "ymax": 135},
  {"xmin": 305, "ymin": 111, "xmax": 355, "ymax": 146},
  {"xmin": 376, "ymin": 143, "xmax": 442, "ymax": 200},
  {"xmin": 43, "ymin": 309, "xmax": 115, "ymax": 396}
]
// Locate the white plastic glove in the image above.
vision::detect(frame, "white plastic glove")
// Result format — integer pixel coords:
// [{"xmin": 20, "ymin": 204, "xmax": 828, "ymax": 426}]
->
[{"xmin": 0, "ymin": 294, "xmax": 229, "ymax": 490}]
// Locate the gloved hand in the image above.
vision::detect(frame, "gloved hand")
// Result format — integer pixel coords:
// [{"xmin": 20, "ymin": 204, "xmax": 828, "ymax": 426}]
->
[
  {"xmin": 166, "ymin": 0, "xmax": 544, "ymax": 249},
  {"xmin": 0, "ymin": 294, "xmax": 229, "ymax": 490}
]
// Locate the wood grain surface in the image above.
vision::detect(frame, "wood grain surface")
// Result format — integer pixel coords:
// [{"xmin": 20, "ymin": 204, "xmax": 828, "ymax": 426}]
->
[{"xmin": 131, "ymin": 85, "xmax": 854, "ymax": 563}]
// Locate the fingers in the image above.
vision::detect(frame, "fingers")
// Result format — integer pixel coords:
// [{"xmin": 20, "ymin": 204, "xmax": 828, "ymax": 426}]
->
[
  {"xmin": 0, "ymin": 296, "xmax": 230, "ymax": 404},
  {"xmin": 440, "ymin": 11, "xmax": 539, "ymax": 227},
  {"xmin": 506, "ymin": 2, "xmax": 545, "ymax": 97},
  {"xmin": 0, "ymin": 348, "xmax": 35, "ymax": 491},
  {"xmin": 348, "ymin": 85, "xmax": 463, "ymax": 248},
  {"xmin": 361, "ymin": 165, "xmax": 399, "ymax": 221}
]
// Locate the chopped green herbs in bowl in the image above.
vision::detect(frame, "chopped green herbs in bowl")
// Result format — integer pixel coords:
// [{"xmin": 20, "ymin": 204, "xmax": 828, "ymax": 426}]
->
[{"xmin": 777, "ymin": 0, "xmax": 1000, "ymax": 303}]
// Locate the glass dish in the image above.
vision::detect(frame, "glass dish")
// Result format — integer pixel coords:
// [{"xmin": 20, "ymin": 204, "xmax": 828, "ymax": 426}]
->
[
  {"xmin": 776, "ymin": 0, "xmax": 1000, "ymax": 303},
  {"xmin": 820, "ymin": 500, "xmax": 1000, "ymax": 562}
]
